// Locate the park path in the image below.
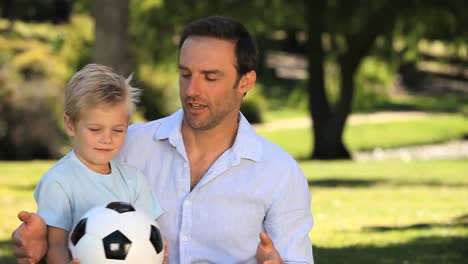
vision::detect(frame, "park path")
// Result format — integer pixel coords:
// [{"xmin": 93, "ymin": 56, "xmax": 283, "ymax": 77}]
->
[
  {"xmin": 253, "ymin": 111, "xmax": 431, "ymax": 131},
  {"xmin": 253, "ymin": 111, "xmax": 468, "ymax": 161}
]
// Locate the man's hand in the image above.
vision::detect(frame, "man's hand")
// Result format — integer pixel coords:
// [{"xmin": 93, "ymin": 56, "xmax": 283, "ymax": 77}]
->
[
  {"xmin": 162, "ymin": 239, "xmax": 168, "ymax": 264},
  {"xmin": 11, "ymin": 211, "xmax": 48, "ymax": 264},
  {"xmin": 256, "ymin": 232, "xmax": 284, "ymax": 264}
]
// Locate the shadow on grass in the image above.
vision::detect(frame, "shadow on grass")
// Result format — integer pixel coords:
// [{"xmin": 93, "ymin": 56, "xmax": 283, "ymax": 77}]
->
[
  {"xmin": 308, "ymin": 178, "xmax": 384, "ymax": 188},
  {"xmin": 314, "ymin": 214, "xmax": 468, "ymax": 263},
  {"xmin": 391, "ymin": 180, "xmax": 468, "ymax": 188},
  {"xmin": 313, "ymin": 235, "xmax": 468, "ymax": 264},
  {"xmin": 308, "ymin": 178, "xmax": 468, "ymax": 188},
  {"xmin": 2, "ymin": 184, "xmax": 36, "ymax": 191},
  {"xmin": 0, "ymin": 240, "xmax": 15, "ymax": 264},
  {"xmin": 362, "ymin": 213, "xmax": 468, "ymax": 232}
]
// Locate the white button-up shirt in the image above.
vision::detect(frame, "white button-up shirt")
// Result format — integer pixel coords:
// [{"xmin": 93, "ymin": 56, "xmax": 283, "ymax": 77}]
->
[{"xmin": 117, "ymin": 109, "xmax": 314, "ymax": 263}]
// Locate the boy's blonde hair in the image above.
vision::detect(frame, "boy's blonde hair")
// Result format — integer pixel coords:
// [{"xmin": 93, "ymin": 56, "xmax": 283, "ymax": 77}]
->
[{"xmin": 64, "ymin": 64, "xmax": 141, "ymax": 124}]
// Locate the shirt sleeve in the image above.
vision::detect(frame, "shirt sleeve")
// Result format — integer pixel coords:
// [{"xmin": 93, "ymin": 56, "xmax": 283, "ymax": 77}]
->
[
  {"xmin": 264, "ymin": 162, "xmax": 314, "ymax": 263},
  {"xmin": 34, "ymin": 173, "xmax": 73, "ymax": 231},
  {"xmin": 132, "ymin": 168, "xmax": 164, "ymax": 221}
]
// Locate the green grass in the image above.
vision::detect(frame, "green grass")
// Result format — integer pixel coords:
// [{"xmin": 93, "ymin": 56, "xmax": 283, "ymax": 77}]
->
[
  {"xmin": 259, "ymin": 114, "xmax": 468, "ymax": 159},
  {"xmin": 1, "ymin": 159, "xmax": 466, "ymax": 263},
  {"xmin": 303, "ymin": 159, "xmax": 468, "ymax": 263},
  {"xmin": 0, "ymin": 161, "xmax": 53, "ymax": 263},
  {"xmin": 375, "ymin": 94, "xmax": 468, "ymax": 113},
  {"xmin": 1, "ymin": 114, "xmax": 467, "ymax": 263},
  {"xmin": 263, "ymin": 109, "xmax": 309, "ymax": 122}
]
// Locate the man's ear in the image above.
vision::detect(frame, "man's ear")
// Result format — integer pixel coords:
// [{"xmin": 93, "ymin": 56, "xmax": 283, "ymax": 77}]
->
[
  {"xmin": 64, "ymin": 115, "xmax": 75, "ymax": 136},
  {"xmin": 238, "ymin": 70, "xmax": 257, "ymax": 95}
]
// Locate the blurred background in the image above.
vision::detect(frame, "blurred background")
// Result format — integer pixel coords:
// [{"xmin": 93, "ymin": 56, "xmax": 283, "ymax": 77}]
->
[{"xmin": 0, "ymin": 0, "xmax": 467, "ymax": 263}]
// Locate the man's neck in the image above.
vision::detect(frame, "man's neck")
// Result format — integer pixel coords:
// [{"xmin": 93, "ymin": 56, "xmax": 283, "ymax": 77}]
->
[
  {"xmin": 181, "ymin": 117, "xmax": 239, "ymax": 190},
  {"xmin": 181, "ymin": 118, "xmax": 238, "ymax": 154}
]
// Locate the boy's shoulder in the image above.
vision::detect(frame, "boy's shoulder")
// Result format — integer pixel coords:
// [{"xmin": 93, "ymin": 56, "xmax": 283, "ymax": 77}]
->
[{"xmin": 39, "ymin": 152, "xmax": 76, "ymax": 181}]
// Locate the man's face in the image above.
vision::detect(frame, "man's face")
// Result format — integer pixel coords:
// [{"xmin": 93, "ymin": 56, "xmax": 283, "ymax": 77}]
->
[{"xmin": 178, "ymin": 36, "xmax": 252, "ymax": 131}]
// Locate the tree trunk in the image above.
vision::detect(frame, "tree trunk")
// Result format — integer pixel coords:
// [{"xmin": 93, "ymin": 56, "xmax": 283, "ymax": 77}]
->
[
  {"xmin": 305, "ymin": 0, "xmax": 403, "ymax": 160},
  {"xmin": 94, "ymin": 0, "xmax": 131, "ymax": 75},
  {"xmin": 306, "ymin": 0, "xmax": 351, "ymax": 159}
]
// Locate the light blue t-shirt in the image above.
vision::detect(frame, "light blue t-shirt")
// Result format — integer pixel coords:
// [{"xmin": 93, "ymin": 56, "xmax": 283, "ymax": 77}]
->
[{"xmin": 35, "ymin": 150, "xmax": 163, "ymax": 231}]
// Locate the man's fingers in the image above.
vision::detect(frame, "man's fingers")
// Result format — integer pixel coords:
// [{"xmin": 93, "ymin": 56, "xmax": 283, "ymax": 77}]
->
[
  {"xmin": 12, "ymin": 245, "xmax": 31, "ymax": 259},
  {"xmin": 259, "ymin": 231, "xmax": 274, "ymax": 249},
  {"xmin": 162, "ymin": 239, "xmax": 168, "ymax": 264},
  {"xmin": 17, "ymin": 211, "xmax": 33, "ymax": 224},
  {"xmin": 16, "ymin": 258, "xmax": 34, "ymax": 264},
  {"xmin": 11, "ymin": 227, "xmax": 31, "ymax": 259},
  {"xmin": 11, "ymin": 228, "xmax": 24, "ymax": 246}
]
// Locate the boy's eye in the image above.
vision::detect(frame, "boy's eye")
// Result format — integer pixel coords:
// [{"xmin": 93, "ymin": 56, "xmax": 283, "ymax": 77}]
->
[
  {"xmin": 113, "ymin": 129, "xmax": 124, "ymax": 133},
  {"xmin": 89, "ymin": 128, "xmax": 100, "ymax": 132}
]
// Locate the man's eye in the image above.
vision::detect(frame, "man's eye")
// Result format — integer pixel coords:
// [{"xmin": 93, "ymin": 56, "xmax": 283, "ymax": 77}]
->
[{"xmin": 205, "ymin": 75, "xmax": 217, "ymax": 81}]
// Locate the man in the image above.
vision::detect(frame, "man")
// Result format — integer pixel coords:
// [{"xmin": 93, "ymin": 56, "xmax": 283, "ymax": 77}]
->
[{"xmin": 12, "ymin": 16, "xmax": 314, "ymax": 263}]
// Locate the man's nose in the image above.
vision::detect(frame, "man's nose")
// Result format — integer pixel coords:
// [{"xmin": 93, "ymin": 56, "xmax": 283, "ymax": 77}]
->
[{"xmin": 185, "ymin": 76, "xmax": 202, "ymax": 96}]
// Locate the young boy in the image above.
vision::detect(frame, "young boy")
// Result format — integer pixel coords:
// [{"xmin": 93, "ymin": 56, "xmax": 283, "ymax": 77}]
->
[{"xmin": 34, "ymin": 64, "xmax": 163, "ymax": 263}]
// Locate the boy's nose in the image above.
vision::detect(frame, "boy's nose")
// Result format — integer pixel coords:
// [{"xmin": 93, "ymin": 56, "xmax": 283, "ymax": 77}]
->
[{"xmin": 100, "ymin": 131, "xmax": 112, "ymax": 144}]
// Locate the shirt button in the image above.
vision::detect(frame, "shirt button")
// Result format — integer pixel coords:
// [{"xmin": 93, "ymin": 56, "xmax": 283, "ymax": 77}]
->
[
  {"xmin": 183, "ymin": 163, "xmax": 188, "ymax": 168},
  {"xmin": 181, "ymin": 235, "xmax": 189, "ymax": 241},
  {"xmin": 184, "ymin": 200, "xmax": 191, "ymax": 206}
]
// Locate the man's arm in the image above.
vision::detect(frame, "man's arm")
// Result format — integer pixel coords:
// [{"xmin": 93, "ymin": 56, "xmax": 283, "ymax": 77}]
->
[
  {"xmin": 263, "ymin": 162, "xmax": 314, "ymax": 263},
  {"xmin": 11, "ymin": 211, "xmax": 48, "ymax": 264}
]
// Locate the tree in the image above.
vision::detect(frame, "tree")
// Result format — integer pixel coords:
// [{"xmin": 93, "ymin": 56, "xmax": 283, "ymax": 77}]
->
[
  {"xmin": 304, "ymin": 0, "xmax": 402, "ymax": 159},
  {"xmin": 304, "ymin": 0, "xmax": 467, "ymax": 159},
  {"xmin": 94, "ymin": 0, "xmax": 131, "ymax": 75}
]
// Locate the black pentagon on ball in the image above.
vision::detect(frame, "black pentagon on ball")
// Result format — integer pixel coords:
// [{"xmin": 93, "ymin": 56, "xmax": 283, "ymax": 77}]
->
[
  {"xmin": 102, "ymin": 230, "xmax": 132, "ymax": 260},
  {"xmin": 150, "ymin": 225, "xmax": 164, "ymax": 254},
  {"xmin": 70, "ymin": 218, "xmax": 87, "ymax": 246},
  {"xmin": 106, "ymin": 201, "xmax": 136, "ymax": 213}
]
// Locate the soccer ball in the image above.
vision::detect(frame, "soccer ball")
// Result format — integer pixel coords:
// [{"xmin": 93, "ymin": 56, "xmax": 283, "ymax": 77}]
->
[{"xmin": 69, "ymin": 202, "xmax": 164, "ymax": 264}]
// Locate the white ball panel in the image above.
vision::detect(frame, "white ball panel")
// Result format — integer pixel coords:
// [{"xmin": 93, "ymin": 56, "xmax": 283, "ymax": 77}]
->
[{"xmin": 70, "ymin": 234, "xmax": 106, "ymax": 264}]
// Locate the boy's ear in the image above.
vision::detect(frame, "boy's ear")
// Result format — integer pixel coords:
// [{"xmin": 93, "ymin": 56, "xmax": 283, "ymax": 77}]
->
[
  {"xmin": 64, "ymin": 115, "xmax": 75, "ymax": 136},
  {"xmin": 238, "ymin": 70, "xmax": 256, "ymax": 95}
]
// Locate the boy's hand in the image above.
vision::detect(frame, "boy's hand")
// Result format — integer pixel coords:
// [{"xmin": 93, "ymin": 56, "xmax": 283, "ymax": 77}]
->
[
  {"xmin": 11, "ymin": 211, "xmax": 48, "ymax": 264},
  {"xmin": 256, "ymin": 232, "xmax": 284, "ymax": 264}
]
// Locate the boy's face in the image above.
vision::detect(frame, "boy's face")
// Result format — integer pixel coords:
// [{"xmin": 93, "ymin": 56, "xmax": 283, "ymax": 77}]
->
[{"xmin": 64, "ymin": 102, "xmax": 129, "ymax": 174}]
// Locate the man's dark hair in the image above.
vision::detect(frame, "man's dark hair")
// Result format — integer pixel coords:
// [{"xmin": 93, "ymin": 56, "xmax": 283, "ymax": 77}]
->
[{"xmin": 179, "ymin": 16, "xmax": 257, "ymax": 76}]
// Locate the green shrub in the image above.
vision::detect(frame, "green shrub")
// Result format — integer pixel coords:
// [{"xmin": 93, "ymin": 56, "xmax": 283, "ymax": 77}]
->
[
  {"xmin": 136, "ymin": 63, "xmax": 180, "ymax": 121},
  {"xmin": 241, "ymin": 85, "xmax": 267, "ymax": 124},
  {"xmin": 353, "ymin": 57, "xmax": 395, "ymax": 112}
]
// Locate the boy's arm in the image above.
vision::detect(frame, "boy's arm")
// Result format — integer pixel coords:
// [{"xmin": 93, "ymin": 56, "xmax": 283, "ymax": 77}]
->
[{"xmin": 46, "ymin": 226, "xmax": 71, "ymax": 264}]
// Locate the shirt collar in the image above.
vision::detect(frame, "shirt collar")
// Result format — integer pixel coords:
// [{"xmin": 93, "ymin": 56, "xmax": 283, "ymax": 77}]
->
[{"xmin": 154, "ymin": 109, "xmax": 263, "ymax": 163}]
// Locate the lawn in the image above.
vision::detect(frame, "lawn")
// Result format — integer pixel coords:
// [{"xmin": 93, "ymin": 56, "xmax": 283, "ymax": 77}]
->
[
  {"xmin": 303, "ymin": 159, "xmax": 468, "ymax": 263},
  {"xmin": 0, "ymin": 160, "xmax": 53, "ymax": 263},
  {"xmin": 1, "ymin": 114, "xmax": 467, "ymax": 263},
  {"xmin": 258, "ymin": 113, "xmax": 468, "ymax": 159}
]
